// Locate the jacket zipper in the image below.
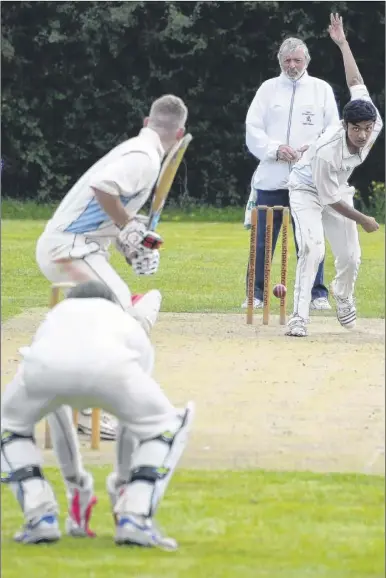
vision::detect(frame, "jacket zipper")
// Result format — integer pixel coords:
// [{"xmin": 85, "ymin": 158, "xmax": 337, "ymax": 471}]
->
[{"xmin": 286, "ymin": 82, "xmax": 297, "ymax": 173}]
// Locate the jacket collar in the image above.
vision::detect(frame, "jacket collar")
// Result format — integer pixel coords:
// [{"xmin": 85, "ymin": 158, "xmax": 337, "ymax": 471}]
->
[
  {"xmin": 279, "ymin": 70, "xmax": 309, "ymax": 86},
  {"xmin": 138, "ymin": 127, "xmax": 165, "ymax": 160}
]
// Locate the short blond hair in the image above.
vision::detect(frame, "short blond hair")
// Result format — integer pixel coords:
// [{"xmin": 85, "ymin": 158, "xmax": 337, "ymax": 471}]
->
[{"xmin": 147, "ymin": 94, "xmax": 188, "ymax": 134}]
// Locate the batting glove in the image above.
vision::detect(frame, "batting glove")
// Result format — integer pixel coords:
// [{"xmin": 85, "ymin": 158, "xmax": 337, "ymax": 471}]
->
[
  {"xmin": 116, "ymin": 219, "xmax": 163, "ymax": 261},
  {"xmin": 131, "ymin": 249, "xmax": 160, "ymax": 276}
]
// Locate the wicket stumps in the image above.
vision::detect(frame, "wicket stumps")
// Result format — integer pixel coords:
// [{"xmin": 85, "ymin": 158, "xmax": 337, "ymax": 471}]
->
[
  {"xmin": 43, "ymin": 282, "xmax": 101, "ymax": 451},
  {"xmin": 246, "ymin": 205, "xmax": 290, "ymax": 326}
]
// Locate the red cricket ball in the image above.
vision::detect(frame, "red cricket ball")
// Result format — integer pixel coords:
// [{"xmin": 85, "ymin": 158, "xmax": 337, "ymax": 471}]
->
[{"xmin": 273, "ymin": 284, "xmax": 287, "ymax": 298}]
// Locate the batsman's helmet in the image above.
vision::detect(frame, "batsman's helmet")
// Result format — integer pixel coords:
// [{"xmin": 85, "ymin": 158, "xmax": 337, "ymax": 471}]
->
[
  {"xmin": 343, "ymin": 99, "xmax": 377, "ymax": 124},
  {"xmin": 67, "ymin": 281, "xmax": 118, "ymax": 304}
]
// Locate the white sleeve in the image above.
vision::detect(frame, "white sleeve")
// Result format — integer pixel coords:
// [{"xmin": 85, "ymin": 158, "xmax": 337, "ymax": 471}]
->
[
  {"xmin": 349, "ymin": 84, "xmax": 383, "ymax": 135},
  {"xmin": 312, "ymin": 157, "xmax": 341, "ymax": 206},
  {"xmin": 89, "ymin": 152, "xmax": 155, "ymax": 198},
  {"xmin": 245, "ymin": 85, "xmax": 281, "ymax": 162},
  {"xmin": 323, "ymin": 85, "xmax": 340, "ymax": 129}
]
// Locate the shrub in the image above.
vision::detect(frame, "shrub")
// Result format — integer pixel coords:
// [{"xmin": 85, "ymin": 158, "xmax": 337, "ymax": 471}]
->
[{"xmin": 355, "ymin": 181, "xmax": 385, "ymax": 223}]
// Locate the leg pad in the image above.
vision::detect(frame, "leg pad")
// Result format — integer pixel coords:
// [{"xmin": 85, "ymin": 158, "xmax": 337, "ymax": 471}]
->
[{"xmin": 2, "ymin": 465, "xmax": 44, "ymax": 484}]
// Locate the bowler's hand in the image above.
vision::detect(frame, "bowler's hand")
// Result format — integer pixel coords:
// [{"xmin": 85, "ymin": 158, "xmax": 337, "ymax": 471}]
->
[
  {"xmin": 361, "ymin": 216, "xmax": 379, "ymax": 233},
  {"xmin": 328, "ymin": 13, "xmax": 347, "ymax": 47}
]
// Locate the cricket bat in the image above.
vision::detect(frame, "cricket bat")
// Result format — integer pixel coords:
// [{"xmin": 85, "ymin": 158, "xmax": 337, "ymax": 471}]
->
[{"xmin": 148, "ymin": 133, "xmax": 193, "ymax": 231}]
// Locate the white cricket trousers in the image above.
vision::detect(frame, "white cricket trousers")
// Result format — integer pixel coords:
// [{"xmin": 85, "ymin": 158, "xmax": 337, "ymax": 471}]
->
[
  {"xmin": 1, "ymin": 332, "xmax": 183, "ymax": 522},
  {"xmin": 36, "ymin": 231, "xmax": 133, "ymax": 309},
  {"xmin": 290, "ymin": 187, "xmax": 361, "ymax": 320},
  {"xmin": 2, "ymin": 333, "xmax": 178, "ymax": 440}
]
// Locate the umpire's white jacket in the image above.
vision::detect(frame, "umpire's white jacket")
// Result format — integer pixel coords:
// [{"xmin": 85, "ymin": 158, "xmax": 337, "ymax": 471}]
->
[{"xmin": 246, "ymin": 71, "xmax": 340, "ymax": 192}]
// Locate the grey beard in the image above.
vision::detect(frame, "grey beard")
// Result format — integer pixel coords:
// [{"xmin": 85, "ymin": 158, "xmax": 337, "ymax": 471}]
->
[{"xmin": 282, "ymin": 66, "xmax": 307, "ymax": 81}]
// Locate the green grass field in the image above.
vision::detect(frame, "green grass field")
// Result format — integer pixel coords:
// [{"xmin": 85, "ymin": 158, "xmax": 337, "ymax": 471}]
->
[
  {"xmin": 1, "ymin": 219, "xmax": 385, "ymax": 321},
  {"xmin": 2, "ymin": 468, "xmax": 384, "ymax": 578},
  {"xmin": 1, "ymin": 216, "xmax": 385, "ymax": 577}
]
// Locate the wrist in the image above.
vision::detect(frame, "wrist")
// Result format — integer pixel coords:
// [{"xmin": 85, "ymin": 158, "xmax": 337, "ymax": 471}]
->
[
  {"xmin": 339, "ymin": 39, "xmax": 349, "ymax": 50},
  {"xmin": 116, "ymin": 216, "xmax": 130, "ymax": 230},
  {"xmin": 357, "ymin": 213, "xmax": 368, "ymax": 226}
]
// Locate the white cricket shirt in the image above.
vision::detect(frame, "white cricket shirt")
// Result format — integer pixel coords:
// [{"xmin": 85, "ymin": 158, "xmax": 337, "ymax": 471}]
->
[
  {"xmin": 24, "ymin": 298, "xmax": 152, "ymax": 370},
  {"xmin": 43, "ymin": 128, "xmax": 164, "ymax": 239},
  {"xmin": 246, "ymin": 71, "xmax": 340, "ymax": 191},
  {"xmin": 289, "ymin": 84, "xmax": 383, "ymax": 206}
]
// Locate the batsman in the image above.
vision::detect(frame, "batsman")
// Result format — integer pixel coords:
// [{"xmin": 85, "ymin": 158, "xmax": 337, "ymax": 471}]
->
[
  {"xmin": 1, "ymin": 280, "xmax": 195, "ymax": 549},
  {"xmin": 35, "ymin": 94, "xmax": 191, "ymax": 440}
]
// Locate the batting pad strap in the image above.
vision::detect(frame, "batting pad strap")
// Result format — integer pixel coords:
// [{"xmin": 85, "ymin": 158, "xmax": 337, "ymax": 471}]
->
[
  {"xmin": 130, "ymin": 466, "xmax": 169, "ymax": 485},
  {"xmin": 146, "ymin": 430, "xmax": 175, "ymax": 446},
  {"xmin": 1, "ymin": 465, "xmax": 44, "ymax": 484},
  {"xmin": 1, "ymin": 431, "xmax": 35, "ymax": 447}
]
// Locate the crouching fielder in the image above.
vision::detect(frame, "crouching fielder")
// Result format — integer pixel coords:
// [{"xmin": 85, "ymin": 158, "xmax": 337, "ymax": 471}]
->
[
  {"xmin": 286, "ymin": 14, "xmax": 383, "ymax": 337},
  {"xmin": 1, "ymin": 281, "xmax": 194, "ymax": 550}
]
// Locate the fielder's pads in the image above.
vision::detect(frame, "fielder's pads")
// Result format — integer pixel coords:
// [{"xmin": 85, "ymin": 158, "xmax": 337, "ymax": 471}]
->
[
  {"xmin": 131, "ymin": 249, "xmax": 160, "ymax": 276},
  {"xmin": 1, "ymin": 431, "xmax": 59, "ymax": 525},
  {"xmin": 114, "ymin": 401, "xmax": 195, "ymax": 519}
]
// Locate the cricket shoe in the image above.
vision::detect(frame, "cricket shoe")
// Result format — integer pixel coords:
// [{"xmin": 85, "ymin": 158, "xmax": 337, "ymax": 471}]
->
[
  {"xmin": 115, "ymin": 514, "xmax": 178, "ymax": 551},
  {"xmin": 77, "ymin": 409, "xmax": 117, "ymax": 441},
  {"xmin": 14, "ymin": 515, "xmax": 61, "ymax": 544},
  {"xmin": 310, "ymin": 297, "xmax": 332, "ymax": 311},
  {"xmin": 330, "ymin": 283, "xmax": 356, "ymax": 330},
  {"xmin": 241, "ymin": 297, "xmax": 263, "ymax": 309},
  {"xmin": 285, "ymin": 315, "xmax": 308, "ymax": 337},
  {"xmin": 65, "ymin": 473, "xmax": 97, "ymax": 538}
]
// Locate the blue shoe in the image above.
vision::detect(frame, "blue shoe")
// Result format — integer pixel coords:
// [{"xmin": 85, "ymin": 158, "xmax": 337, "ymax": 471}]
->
[
  {"xmin": 14, "ymin": 515, "xmax": 61, "ymax": 544},
  {"xmin": 115, "ymin": 515, "xmax": 177, "ymax": 551}
]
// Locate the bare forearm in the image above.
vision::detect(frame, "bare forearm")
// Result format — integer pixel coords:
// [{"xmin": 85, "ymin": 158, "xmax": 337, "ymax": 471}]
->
[
  {"xmin": 330, "ymin": 199, "xmax": 366, "ymax": 224},
  {"xmin": 92, "ymin": 189, "xmax": 130, "ymax": 229},
  {"xmin": 339, "ymin": 41, "xmax": 363, "ymax": 87}
]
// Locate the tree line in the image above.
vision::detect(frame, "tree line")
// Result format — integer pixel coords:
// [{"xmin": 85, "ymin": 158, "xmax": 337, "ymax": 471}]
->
[{"xmin": 2, "ymin": 1, "xmax": 385, "ymax": 207}]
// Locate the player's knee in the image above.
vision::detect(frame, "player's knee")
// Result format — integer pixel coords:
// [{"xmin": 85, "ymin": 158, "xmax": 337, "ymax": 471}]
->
[
  {"xmin": 340, "ymin": 250, "xmax": 361, "ymax": 273},
  {"xmin": 1, "ymin": 411, "xmax": 32, "ymax": 438},
  {"xmin": 144, "ymin": 410, "xmax": 183, "ymax": 444},
  {"xmin": 298, "ymin": 239, "xmax": 324, "ymax": 265}
]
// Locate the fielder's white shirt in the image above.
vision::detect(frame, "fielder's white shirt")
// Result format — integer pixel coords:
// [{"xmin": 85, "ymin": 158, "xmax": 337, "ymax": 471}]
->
[
  {"xmin": 246, "ymin": 71, "xmax": 340, "ymax": 191},
  {"xmin": 24, "ymin": 298, "xmax": 152, "ymax": 371},
  {"xmin": 289, "ymin": 84, "xmax": 383, "ymax": 206},
  {"xmin": 43, "ymin": 128, "xmax": 164, "ymax": 239}
]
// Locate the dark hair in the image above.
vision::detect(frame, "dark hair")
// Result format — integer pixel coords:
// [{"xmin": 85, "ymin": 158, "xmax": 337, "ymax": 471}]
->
[
  {"xmin": 343, "ymin": 99, "xmax": 377, "ymax": 124},
  {"xmin": 67, "ymin": 281, "xmax": 117, "ymax": 303}
]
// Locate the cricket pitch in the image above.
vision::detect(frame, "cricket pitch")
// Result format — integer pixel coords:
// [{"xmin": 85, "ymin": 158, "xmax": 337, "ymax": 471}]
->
[{"xmin": 2, "ymin": 310, "xmax": 384, "ymax": 475}]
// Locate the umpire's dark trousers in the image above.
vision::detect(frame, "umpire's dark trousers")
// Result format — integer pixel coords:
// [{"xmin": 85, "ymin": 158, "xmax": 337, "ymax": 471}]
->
[{"xmin": 247, "ymin": 188, "xmax": 328, "ymax": 301}]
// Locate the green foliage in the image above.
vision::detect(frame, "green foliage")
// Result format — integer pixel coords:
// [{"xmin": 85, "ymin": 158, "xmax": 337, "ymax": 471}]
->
[
  {"xmin": 1, "ymin": 199, "xmax": 58, "ymax": 220},
  {"xmin": 1, "ymin": 197, "xmax": 245, "ymax": 221},
  {"xmin": 2, "ymin": 1, "xmax": 385, "ymax": 206},
  {"xmin": 355, "ymin": 181, "xmax": 385, "ymax": 223}
]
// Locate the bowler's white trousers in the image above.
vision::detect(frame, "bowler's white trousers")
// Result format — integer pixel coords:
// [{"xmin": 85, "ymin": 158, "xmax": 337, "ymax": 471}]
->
[
  {"xmin": 289, "ymin": 186, "xmax": 361, "ymax": 320},
  {"xmin": 36, "ymin": 231, "xmax": 133, "ymax": 309}
]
